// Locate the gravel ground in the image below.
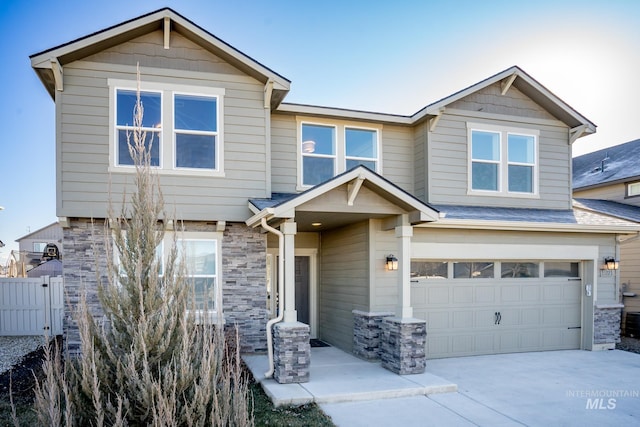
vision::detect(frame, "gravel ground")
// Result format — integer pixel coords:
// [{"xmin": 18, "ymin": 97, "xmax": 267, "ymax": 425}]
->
[
  {"xmin": 616, "ymin": 336, "xmax": 640, "ymax": 354},
  {"xmin": 0, "ymin": 336, "xmax": 48, "ymax": 375}
]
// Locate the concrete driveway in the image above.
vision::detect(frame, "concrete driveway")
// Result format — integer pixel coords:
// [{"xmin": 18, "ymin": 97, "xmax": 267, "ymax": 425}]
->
[{"xmin": 320, "ymin": 349, "xmax": 640, "ymax": 427}]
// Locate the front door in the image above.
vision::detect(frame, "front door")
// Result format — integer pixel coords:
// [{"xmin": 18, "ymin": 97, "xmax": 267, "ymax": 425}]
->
[{"xmin": 295, "ymin": 256, "xmax": 310, "ymax": 325}]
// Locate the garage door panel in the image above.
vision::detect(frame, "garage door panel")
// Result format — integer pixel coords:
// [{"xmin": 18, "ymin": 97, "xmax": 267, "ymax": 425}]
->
[
  {"xmin": 412, "ymin": 270, "xmax": 582, "ymax": 358},
  {"xmin": 475, "ymin": 286, "xmax": 497, "ymax": 303},
  {"xmin": 427, "ymin": 286, "xmax": 449, "ymax": 304}
]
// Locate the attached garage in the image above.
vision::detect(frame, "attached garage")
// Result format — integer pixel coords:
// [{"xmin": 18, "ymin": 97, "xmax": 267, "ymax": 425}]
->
[{"xmin": 411, "ymin": 260, "xmax": 583, "ymax": 358}]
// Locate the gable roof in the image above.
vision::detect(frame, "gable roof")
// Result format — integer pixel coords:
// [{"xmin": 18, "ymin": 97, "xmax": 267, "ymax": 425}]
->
[
  {"xmin": 246, "ymin": 165, "xmax": 439, "ymax": 230},
  {"xmin": 30, "ymin": 8, "xmax": 290, "ymax": 107},
  {"xmin": 278, "ymin": 66, "xmax": 596, "ymax": 139},
  {"xmin": 572, "ymin": 139, "xmax": 640, "ymax": 190}
]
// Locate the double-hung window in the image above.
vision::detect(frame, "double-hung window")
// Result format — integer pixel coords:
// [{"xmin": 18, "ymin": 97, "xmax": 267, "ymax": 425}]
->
[
  {"xmin": 110, "ymin": 80, "xmax": 225, "ymax": 176},
  {"xmin": 299, "ymin": 119, "xmax": 381, "ymax": 188},
  {"xmin": 627, "ymin": 182, "xmax": 640, "ymax": 198},
  {"xmin": 468, "ymin": 123, "xmax": 538, "ymax": 196}
]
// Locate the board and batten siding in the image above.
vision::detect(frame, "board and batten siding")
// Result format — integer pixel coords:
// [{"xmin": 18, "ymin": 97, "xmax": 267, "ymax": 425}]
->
[
  {"xmin": 57, "ymin": 30, "xmax": 268, "ymax": 221},
  {"xmin": 319, "ymin": 221, "xmax": 369, "ymax": 352},
  {"xmin": 427, "ymin": 83, "xmax": 571, "ymax": 210}
]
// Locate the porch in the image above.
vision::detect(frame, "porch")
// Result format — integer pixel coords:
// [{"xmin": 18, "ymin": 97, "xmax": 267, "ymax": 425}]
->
[{"xmin": 243, "ymin": 345, "xmax": 457, "ymax": 407}]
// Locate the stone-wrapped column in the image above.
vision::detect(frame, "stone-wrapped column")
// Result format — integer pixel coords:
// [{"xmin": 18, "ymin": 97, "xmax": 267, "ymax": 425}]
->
[
  {"xmin": 380, "ymin": 317, "xmax": 426, "ymax": 375},
  {"xmin": 352, "ymin": 310, "xmax": 394, "ymax": 360},
  {"xmin": 273, "ymin": 322, "xmax": 310, "ymax": 384},
  {"xmin": 594, "ymin": 304, "xmax": 623, "ymax": 349}
]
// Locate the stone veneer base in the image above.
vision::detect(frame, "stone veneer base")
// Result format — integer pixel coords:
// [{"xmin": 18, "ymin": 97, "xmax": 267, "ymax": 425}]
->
[
  {"xmin": 273, "ymin": 322, "xmax": 311, "ymax": 384},
  {"xmin": 594, "ymin": 304, "xmax": 623, "ymax": 345},
  {"xmin": 380, "ymin": 317, "xmax": 426, "ymax": 375},
  {"xmin": 352, "ymin": 310, "xmax": 394, "ymax": 361}
]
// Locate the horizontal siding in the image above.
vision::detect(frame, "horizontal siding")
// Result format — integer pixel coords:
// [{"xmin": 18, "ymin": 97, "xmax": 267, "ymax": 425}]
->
[
  {"xmin": 428, "ymin": 109, "xmax": 571, "ymax": 209},
  {"xmin": 320, "ymin": 221, "xmax": 369, "ymax": 352},
  {"xmin": 380, "ymin": 125, "xmax": 414, "ymax": 193},
  {"xmin": 574, "ymin": 184, "xmax": 640, "ymax": 206},
  {"xmin": 414, "ymin": 122, "xmax": 427, "ymax": 201},
  {"xmin": 621, "ymin": 239, "xmax": 640, "ymax": 329},
  {"xmin": 270, "ymin": 113, "xmax": 298, "ymax": 193},
  {"xmin": 58, "ymin": 34, "xmax": 268, "ymax": 221}
]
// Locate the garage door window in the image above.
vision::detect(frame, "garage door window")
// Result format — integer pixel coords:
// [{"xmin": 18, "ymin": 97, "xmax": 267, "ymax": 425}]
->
[
  {"xmin": 501, "ymin": 262, "xmax": 539, "ymax": 278},
  {"xmin": 453, "ymin": 262, "xmax": 494, "ymax": 279},
  {"xmin": 411, "ymin": 261, "xmax": 448, "ymax": 279},
  {"xmin": 544, "ymin": 262, "xmax": 579, "ymax": 278}
]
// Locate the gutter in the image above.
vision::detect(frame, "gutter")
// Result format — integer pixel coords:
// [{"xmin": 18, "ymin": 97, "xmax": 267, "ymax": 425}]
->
[{"xmin": 260, "ymin": 218, "xmax": 284, "ymax": 379}]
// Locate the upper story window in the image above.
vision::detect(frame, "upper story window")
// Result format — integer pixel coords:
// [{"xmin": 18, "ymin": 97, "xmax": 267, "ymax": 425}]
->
[
  {"xmin": 109, "ymin": 79, "xmax": 225, "ymax": 176},
  {"xmin": 298, "ymin": 118, "xmax": 381, "ymax": 188},
  {"xmin": 627, "ymin": 182, "xmax": 640, "ymax": 197},
  {"xmin": 468, "ymin": 122, "xmax": 538, "ymax": 197}
]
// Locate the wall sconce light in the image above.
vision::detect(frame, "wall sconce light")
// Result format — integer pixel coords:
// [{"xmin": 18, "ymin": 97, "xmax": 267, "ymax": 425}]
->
[
  {"xmin": 604, "ymin": 257, "xmax": 619, "ymax": 270},
  {"xmin": 386, "ymin": 254, "xmax": 398, "ymax": 271}
]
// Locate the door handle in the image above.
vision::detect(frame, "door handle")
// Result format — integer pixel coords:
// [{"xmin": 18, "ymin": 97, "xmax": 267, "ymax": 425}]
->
[
  {"xmin": 494, "ymin": 311, "xmax": 502, "ymax": 325},
  {"xmin": 497, "ymin": 312, "xmax": 502, "ymax": 325}
]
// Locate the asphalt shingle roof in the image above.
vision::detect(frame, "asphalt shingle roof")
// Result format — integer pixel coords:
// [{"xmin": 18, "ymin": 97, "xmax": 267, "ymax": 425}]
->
[
  {"xmin": 573, "ymin": 198, "xmax": 640, "ymax": 223},
  {"xmin": 572, "ymin": 139, "xmax": 640, "ymax": 189}
]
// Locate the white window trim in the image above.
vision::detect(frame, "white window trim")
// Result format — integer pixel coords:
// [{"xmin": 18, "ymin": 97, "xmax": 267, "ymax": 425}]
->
[
  {"xmin": 627, "ymin": 181, "xmax": 640, "ymax": 198},
  {"xmin": 344, "ymin": 125, "xmax": 380, "ymax": 169},
  {"xmin": 113, "ymin": 230, "xmax": 224, "ymax": 325},
  {"xmin": 296, "ymin": 116, "xmax": 383, "ymax": 190},
  {"xmin": 108, "ymin": 79, "xmax": 225, "ymax": 177},
  {"xmin": 467, "ymin": 122, "xmax": 539, "ymax": 198}
]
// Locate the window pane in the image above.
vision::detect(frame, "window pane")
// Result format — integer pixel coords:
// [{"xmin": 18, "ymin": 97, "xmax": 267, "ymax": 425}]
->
[
  {"xmin": 453, "ymin": 262, "xmax": 494, "ymax": 278},
  {"xmin": 174, "ymin": 95, "xmax": 217, "ymax": 132},
  {"xmin": 472, "ymin": 131, "xmax": 500, "ymax": 161},
  {"xmin": 302, "ymin": 124, "xmax": 335, "ymax": 155},
  {"xmin": 501, "ymin": 262, "xmax": 539, "ymax": 278},
  {"xmin": 117, "ymin": 90, "xmax": 161, "ymax": 128},
  {"xmin": 346, "ymin": 159, "xmax": 376, "ymax": 171},
  {"xmin": 508, "ymin": 134, "xmax": 534, "ymax": 163},
  {"xmin": 472, "ymin": 162, "xmax": 498, "ymax": 190},
  {"xmin": 303, "ymin": 156, "xmax": 334, "ymax": 185},
  {"xmin": 508, "ymin": 165, "xmax": 533, "ymax": 192},
  {"xmin": 544, "ymin": 262, "xmax": 580, "ymax": 277},
  {"xmin": 118, "ymin": 130, "xmax": 160, "ymax": 166},
  {"xmin": 180, "ymin": 240, "xmax": 217, "ymax": 275},
  {"xmin": 628, "ymin": 182, "xmax": 640, "ymax": 196},
  {"xmin": 190, "ymin": 277, "xmax": 216, "ymax": 310},
  {"xmin": 346, "ymin": 128, "xmax": 376, "ymax": 158},
  {"xmin": 176, "ymin": 134, "xmax": 216, "ymax": 169},
  {"xmin": 411, "ymin": 261, "xmax": 448, "ymax": 279}
]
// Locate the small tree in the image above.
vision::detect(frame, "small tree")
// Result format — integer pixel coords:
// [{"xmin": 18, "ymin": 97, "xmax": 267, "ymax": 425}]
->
[{"xmin": 34, "ymin": 66, "xmax": 253, "ymax": 426}]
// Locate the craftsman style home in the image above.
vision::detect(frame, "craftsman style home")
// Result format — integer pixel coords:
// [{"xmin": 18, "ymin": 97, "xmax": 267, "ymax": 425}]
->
[
  {"xmin": 573, "ymin": 139, "xmax": 640, "ymax": 337},
  {"xmin": 31, "ymin": 8, "xmax": 639, "ymax": 383}
]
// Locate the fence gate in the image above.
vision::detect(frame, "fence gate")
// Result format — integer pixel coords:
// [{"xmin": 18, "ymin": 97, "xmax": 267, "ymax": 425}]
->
[{"xmin": 0, "ymin": 276, "xmax": 64, "ymax": 336}]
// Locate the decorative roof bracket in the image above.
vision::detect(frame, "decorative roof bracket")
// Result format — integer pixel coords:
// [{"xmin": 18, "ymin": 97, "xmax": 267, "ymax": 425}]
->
[
  {"xmin": 501, "ymin": 72, "xmax": 517, "ymax": 95},
  {"xmin": 51, "ymin": 58, "xmax": 63, "ymax": 91},
  {"xmin": 347, "ymin": 174, "xmax": 365, "ymax": 206},
  {"xmin": 164, "ymin": 17, "xmax": 171, "ymax": 49}
]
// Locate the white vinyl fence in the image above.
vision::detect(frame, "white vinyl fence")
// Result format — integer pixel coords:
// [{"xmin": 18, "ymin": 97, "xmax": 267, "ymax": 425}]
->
[{"xmin": 0, "ymin": 276, "xmax": 64, "ymax": 336}]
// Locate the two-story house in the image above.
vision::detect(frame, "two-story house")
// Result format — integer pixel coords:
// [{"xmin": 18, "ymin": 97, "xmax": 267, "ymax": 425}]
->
[
  {"xmin": 30, "ymin": 8, "xmax": 640, "ymax": 384},
  {"xmin": 573, "ymin": 139, "xmax": 640, "ymax": 336}
]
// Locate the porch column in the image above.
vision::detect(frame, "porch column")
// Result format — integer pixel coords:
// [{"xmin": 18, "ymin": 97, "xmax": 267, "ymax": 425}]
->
[
  {"xmin": 395, "ymin": 224, "xmax": 413, "ymax": 318},
  {"xmin": 282, "ymin": 220, "xmax": 297, "ymax": 323}
]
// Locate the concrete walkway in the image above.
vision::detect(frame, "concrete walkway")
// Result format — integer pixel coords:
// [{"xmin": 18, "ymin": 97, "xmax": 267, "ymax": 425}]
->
[{"xmin": 245, "ymin": 348, "xmax": 640, "ymax": 426}]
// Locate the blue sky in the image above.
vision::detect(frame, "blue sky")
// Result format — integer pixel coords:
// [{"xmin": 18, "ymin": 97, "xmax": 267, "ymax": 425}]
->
[{"xmin": 1, "ymin": 0, "xmax": 639, "ymax": 263}]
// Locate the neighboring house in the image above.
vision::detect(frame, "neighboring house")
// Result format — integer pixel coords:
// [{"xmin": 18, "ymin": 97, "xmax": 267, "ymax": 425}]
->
[
  {"xmin": 30, "ymin": 8, "xmax": 640, "ymax": 383},
  {"xmin": 573, "ymin": 139, "xmax": 640, "ymax": 334},
  {"xmin": 16, "ymin": 222, "xmax": 63, "ymax": 271}
]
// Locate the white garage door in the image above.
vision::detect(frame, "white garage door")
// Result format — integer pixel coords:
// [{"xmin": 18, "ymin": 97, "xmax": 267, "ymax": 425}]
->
[{"xmin": 411, "ymin": 261, "xmax": 582, "ymax": 359}]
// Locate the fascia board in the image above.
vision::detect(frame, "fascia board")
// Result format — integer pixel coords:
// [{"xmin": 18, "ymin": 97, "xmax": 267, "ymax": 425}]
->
[{"xmin": 417, "ymin": 218, "xmax": 640, "ymax": 234}]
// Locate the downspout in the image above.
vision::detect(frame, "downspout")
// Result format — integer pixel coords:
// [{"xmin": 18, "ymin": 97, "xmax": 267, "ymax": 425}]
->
[{"xmin": 261, "ymin": 217, "xmax": 284, "ymax": 378}]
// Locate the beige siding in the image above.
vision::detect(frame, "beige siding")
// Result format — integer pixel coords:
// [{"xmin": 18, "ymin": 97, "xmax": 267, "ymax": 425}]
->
[
  {"xmin": 574, "ymin": 184, "xmax": 640, "ymax": 206},
  {"xmin": 427, "ymin": 82, "xmax": 571, "ymax": 209},
  {"xmin": 270, "ymin": 113, "xmax": 298, "ymax": 193},
  {"xmin": 269, "ymin": 114, "xmax": 415, "ymax": 194},
  {"xmin": 319, "ymin": 221, "xmax": 369, "ymax": 352},
  {"xmin": 621, "ymin": 238, "xmax": 640, "ymax": 332},
  {"xmin": 370, "ymin": 220, "xmax": 399, "ymax": 313},
  {"xmin": 414, "ymin": 122, "xmax": 427, "ymax": 202},
  {"xmin": 57, "ymin": 32, "xmax": 268, "ymax": 221}
]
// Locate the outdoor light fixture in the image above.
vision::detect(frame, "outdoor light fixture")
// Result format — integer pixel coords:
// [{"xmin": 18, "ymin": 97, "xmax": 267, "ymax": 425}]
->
[
  {"xmin": 604, "ymin": 257, "xmax": 619, "ymax": 270},
  {"xmin": 386, "ymin": 254, "xmax": 398, "ymax": 271},
  {"xmin": 302, "ymin": 140, "xmax": 316, "ymax": 153}
]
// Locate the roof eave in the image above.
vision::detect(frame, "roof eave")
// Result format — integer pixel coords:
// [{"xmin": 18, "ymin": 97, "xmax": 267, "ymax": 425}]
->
[{"xmin": 417, "ymin": 218, "xmax": 640, "ymax": 234}]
